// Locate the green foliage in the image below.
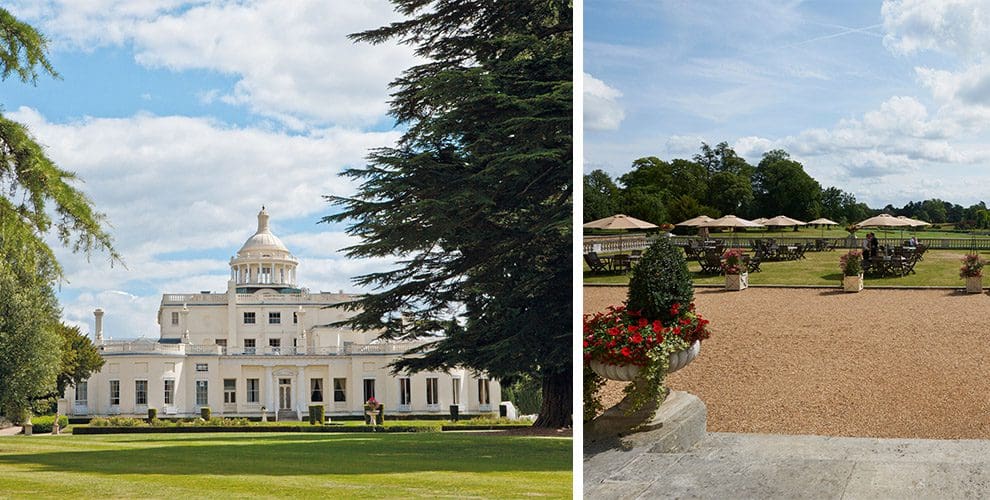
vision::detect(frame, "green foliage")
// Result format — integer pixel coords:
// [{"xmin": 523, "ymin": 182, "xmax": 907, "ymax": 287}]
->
[
  {"xmin": 583, "ymin": 169, "xmax": 619, "ymax": 222},
  {"xmin": 325, "ymin": 0, "xmax": 571, "ymax": 428},
  {"xmin": 0, "ymin": 264, "xmax": 61, "ymax": 421},
  {"xmin": 308, "ymin": 405, "xmax": 325, "ymax": 425},
  {"xmin": 200, "ymin": 407, "xmax": 211, "ymax": 420},
  {"xmin": 55, "ymin": 323, "xmax": 105, "ymax": 397},
  {"xmin": 840, "ymin": 250, "xmax": 862, "ymax": 277},
  {"xmin": 625, "ymin": 237, "xmax": 694, "ymax": 322},
  {"xmin": 89, "ymin": 416, "xmax": 144, "ymax": 427},
  {"xmin": 29, "ymin": 414, "xmax": 67, "ymax": 433},
  {"xmin": 583, "ymin": 366, "xmax": 605, "ymax": 422},
  {"xmin": 500, "ymin": 374, "xmax": 542, "ymax": 415},
  {"xmin": 147, "ymin": 408, "xmax": 157, "ymax": 421},
  {"xmin": 0, "ymin": 8, "xmax": 118, "ymax": 420},
  {"xmin": 753, "ymin": 150, "xmax": 822, "ymax": 220}
]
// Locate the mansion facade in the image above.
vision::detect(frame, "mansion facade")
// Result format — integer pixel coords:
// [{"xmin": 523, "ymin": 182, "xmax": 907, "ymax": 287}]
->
[{"xmin": 64, "ymin": 208, "xmax": 499, "ymax": 420}]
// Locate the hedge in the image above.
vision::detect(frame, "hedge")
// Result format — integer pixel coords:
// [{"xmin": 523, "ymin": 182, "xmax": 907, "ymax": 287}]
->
[
  {"xmin": 31, "ymin": 415, "xmax": 69, "ymax": 433},
  {"xmin": 72, "ymin": 425, "xmax": 438, "ymax": 435}
]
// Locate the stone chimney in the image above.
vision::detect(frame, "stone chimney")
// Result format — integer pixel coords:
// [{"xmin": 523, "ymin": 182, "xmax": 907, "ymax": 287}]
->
[{"xmin": 94, "ymin": 308, "xmax": 104, "ymax": 344}]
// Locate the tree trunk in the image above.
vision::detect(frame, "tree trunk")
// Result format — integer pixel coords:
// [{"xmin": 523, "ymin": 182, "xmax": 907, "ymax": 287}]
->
[{"xmin": 533, "ymin": 370, "xmax": 572, "ymax": 428}]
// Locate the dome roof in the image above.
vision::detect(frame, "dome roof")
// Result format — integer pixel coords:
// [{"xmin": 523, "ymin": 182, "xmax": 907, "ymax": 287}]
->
[{"xmin": 237, "ymin": 207, "xmax": 289, "ymax": 255}]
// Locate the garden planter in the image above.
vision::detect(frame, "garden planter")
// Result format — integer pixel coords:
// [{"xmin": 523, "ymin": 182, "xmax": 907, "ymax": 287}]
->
[
  {"xmin": 725, "ymin": 272, "xmax": 748, "ymax": 291},
  {"xmin": 843, "ymin": 273, "xmax": 863, "ymax": 293},
  {"xmin": 966, "ymin": 276, "xmax": 983, "ymax": 294},
  {"xmin": 589, "ymin": 341, "xmax": 701, "ymax": 381}
]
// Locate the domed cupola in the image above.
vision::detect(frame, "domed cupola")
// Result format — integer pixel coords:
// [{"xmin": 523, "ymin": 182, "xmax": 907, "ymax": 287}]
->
[{"xmin": 229, "ymin": 207, "xmax": 300, "ymax": 291}]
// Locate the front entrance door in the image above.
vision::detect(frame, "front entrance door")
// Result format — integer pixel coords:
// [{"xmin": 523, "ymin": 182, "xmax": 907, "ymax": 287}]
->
[{"xmin": 278, "ymin": 378, "xmax": 292, "ymax": 410}]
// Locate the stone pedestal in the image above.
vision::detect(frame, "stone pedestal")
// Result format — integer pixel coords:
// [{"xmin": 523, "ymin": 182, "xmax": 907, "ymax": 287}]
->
[
  {"xmin": 587, "ymin": 390, "xmax": 706, "ymax": 454},
  {"xmin": 966, "ymin": 276, "xmax": 982, "ymax": 294}
]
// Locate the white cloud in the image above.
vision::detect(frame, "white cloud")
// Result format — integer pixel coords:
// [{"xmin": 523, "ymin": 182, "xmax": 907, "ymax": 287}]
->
[
  {"xmin": 881, "ymin": 0, "xmax": 990, "ymax": 58},
  {"xmin": 583, "ymin": 73, "xmax": 625, "ymax": 131},
  {"xmin": 6, "ymin": 106, "xmax": 400, "ymax": 338},
  {"xmin": 10, "ymin": 0, "xmax": 417, "ymax": 127}
]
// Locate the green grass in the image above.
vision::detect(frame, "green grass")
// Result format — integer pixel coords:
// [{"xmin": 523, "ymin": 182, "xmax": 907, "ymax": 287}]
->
[
  {"xmin": 0, "ymin": 432, "xmax": 570, "ymax": 498},
  {"xmin": 585, "ymin": 249, "xmax": 990, "ymax": 287}
]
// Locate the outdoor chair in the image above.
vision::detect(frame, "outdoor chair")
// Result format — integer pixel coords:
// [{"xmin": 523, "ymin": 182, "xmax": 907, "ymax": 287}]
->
[
  {"xmin": 610, "ymin": 254, "xmax": 633, "ymax": 273},
  {"xmin": 697, "ymin": 250, "xmax": 723, "ymax": 275},
  {"xmin": 584, "ymin": 252, "xmax": 609, "ymax": 274},
  {"xmin": 744, "ymin": 253, "xmax": 762, "ymax": 273}
]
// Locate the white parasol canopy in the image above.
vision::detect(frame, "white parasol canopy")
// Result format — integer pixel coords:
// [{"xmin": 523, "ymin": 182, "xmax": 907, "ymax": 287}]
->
[
  {"xmin": 808, "ymin": 217, "xmax": 839, "ymax": 226},
  {"xmin": 896, "ymin": 215, "xmax": 930, "ymax": 227},
  {"xmin": 583, "ymin": 213, "xmax": 659, "ymax": 230},
  {"xmin": 763, "ymin": 215, "xmax": 807, "ymax": 227},
  {"xmin": 698, "ymin": 215, "xmax": 764, "ymax": 228},
  {"xmin": 856, "ymin": 214, "xmax": 918, "ymax": 228},
  {"xmin": 675, "ymin": 215, "xmax": 715, "ymax": 227}
]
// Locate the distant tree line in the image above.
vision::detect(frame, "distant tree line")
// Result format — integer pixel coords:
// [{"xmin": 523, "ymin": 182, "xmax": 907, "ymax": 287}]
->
[{"xmin": 585, "ymin": 142, "xmax": 990, "ymax": 229}]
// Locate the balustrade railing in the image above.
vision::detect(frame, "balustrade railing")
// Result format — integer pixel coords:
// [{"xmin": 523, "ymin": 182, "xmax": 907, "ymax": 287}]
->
[{"xmin": 99, "ymin": 341, "xmax": 423, "ymax": 357}]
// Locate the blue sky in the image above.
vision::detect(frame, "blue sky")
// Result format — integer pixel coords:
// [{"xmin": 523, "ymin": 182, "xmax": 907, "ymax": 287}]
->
[
  {"xmin": 585, "ymin": 0, "xmax": 990, "ymax": 209},
  {"xmin": 4, "ymin": 1, "xmax": 416, "ymax": 339}
]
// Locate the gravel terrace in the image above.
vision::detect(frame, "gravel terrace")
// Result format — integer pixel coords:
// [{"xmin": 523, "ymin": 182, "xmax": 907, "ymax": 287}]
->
[{"xmin": 585, "ymin": 286, "xmax": 990, "ymax": 440}]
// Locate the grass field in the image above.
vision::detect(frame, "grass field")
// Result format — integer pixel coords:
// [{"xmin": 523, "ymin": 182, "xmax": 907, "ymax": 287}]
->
[
  {"xmin": 584, "ymin": 249, "xmax": 990, "ymax": 287},
  {"xmin": 0, "ymin": 432, "xmax": 571, "ymax": 498}
]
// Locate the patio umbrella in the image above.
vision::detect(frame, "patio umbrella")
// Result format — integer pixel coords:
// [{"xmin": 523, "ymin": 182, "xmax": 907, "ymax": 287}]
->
[
  {"xmin": 583, "ymin": 213, "xmax": 658, "ymax": 252},
  {"xmin": 675, "ymin": 215, "xmax": 715, "ymax": 227},
  {"xmin": 763, "ymin": 215, "xmax": 807, "ymax": 232},
  {"xmin": 808, "ymin": 217, "xmax": 839, "ymax": 237},
  {"xmin": 698, "ymin": 215, "xmax": 763, "ymax": 245},
  {"xmin": 751, "ymin": 217, "xmax": 769, "ymax": 225},
  {"xmin": 896, "ymin": 215, "xmax": 929, "ymax": 227},
  {"xmin": 583, "ymin": 213, "xmax": 658, "ymax": 230},
  {"xmin": 856, "ymin": 214, "xmax": 917, "ymax": 242}
]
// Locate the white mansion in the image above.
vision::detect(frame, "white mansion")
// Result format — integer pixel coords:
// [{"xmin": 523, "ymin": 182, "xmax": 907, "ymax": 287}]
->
[{"xmin": 65, "ymin": 208, "xmax": 499, "ymax": 420}]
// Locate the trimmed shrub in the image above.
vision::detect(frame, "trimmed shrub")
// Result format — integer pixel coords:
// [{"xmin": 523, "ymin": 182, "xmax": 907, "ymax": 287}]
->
[
  {"xmin": 308, "ymin": 405, "xmax": 325, "ymax": 425},
  {"xmin": 626, "ymin": 237, "xmax": 693, "ymax": 323},
  {"xmin": 147, "ymin": 408, "xmax": 157, "ymax": 422},
  {"xmin": 31, "ymin": 415, "xmax": 68, "ymax": 433},
  {"xmin": 200, "ymin": 407, "xmax": 211, "ymax": 420}
]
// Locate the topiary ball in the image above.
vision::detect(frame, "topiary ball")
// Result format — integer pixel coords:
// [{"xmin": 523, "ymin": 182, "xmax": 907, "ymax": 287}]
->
[{"xmin": 626, "ymin": 236, "xmax": 694, "ymax": 324}]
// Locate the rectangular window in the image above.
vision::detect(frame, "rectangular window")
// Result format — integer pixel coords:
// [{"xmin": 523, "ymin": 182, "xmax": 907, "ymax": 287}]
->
[
  {"xmin": 426, "ymin": 377, "xmax": 439, "ymax": 405},
  {"xmin": 247, "ymin": 378, "xmax": 259, "ymax": 403},
  {"xmin": 269, "ymin": 338, "xmax": 280, "ymax": 354},
  {"xmin": 478, "ymin": 378, "xmax": 490, "ymax": 405},
  {"xmin": 310, "ymin": 378, "xmax": 323, "ymax": 402},
  {"xmin": 244, "ymin": 338, "xmax": 256, "ymax": 355},
  {"xmin": 451, "ymin": 378, "xmax": 461, "ymax": 405},
  {"xmin": 75, "ymin": 381, "xmax": 88, "ymax": 404},
  {"xmin": 333, "ymin": 378, "xmax": 346, "ymax": 402},
  {"xmin": 215, "ymin": 339, "xmax": 227, "ymax": 347},
  {"xmin": 171, "ymin": 311, "xmax": 179, "ymax": 325},
  {"xmin": 399, "ymin": 378, "xmax": 411, "ymax": 405},
  {"xmin": 164, "ymin": 379, "xmax": 175, "ymax": 405},
  {"xmin": 109, "ymin": 380, "xmax": 120, "ymax": 406},
  {"xmin": 243, "ymin": 312, "xmax": 256, "ymax": 324},
  {"xmin": 135, "ymin": 380, "xmax": 148, "ymax": 405},
  {"xmin": 269, "ymin": 312, "xmax": 281, "ymax": 324},
  {"xmin": 224, "ymin": 379, "xmax": 236, "ymax": 404},
  {"xmin": 293, "ymin": 312, "xmax": 298, "ymax": 324},
  {"xmin": 196, "ymin": 363, "xmax": 209, "ymax": 372},
  {"xmin": 196, "ymin": 380, "xmax": 208, "ymax": 406},
  {"xmin": 363, "ymin": 379, "xmax": 376, "ymax": 402}
]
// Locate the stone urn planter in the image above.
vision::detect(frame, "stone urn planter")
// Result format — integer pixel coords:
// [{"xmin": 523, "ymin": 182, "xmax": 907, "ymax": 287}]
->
[
  {"xmin": 966, "ymin": 275, "xmax": 983, "ymax": 294},
  {"xmin": 725, "ymin": 272, "xmax": 748, "ymax": 291},
  {"xmin": 589, "ymin": 341, "xmax": 701, "ymax": 381},
  {"xmin": 843, "ymin": 273, "xmax": 863, "ymax": 293}
]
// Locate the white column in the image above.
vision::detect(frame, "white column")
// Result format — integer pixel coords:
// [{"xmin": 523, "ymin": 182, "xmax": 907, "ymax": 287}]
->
[
  {"xmin": 264, "ymin": 366, "xmax": 274, "ymax": 414},
  {"xmin": 296, "ymin": 367, "xmax": 306, "ymax": 416}
]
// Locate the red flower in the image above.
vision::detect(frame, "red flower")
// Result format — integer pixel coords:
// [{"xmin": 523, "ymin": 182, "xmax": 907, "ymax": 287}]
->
[
  {"xmin": 630, "ymin": 333, "xmax": 643, "ymax": 344},
  {"xmin": 621, "ymin": 347, "xmax": 632, "ymax": 357},
  {"xmin": 607, "ymin": 326, "xmax": 620, "ymax": 336},
  {"xmin": 638, "ymin": 317, "xmax": 649, "ymax": 327}
]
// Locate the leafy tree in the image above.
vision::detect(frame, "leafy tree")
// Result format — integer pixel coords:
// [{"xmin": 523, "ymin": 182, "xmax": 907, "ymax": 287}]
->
[
  {"xmin": 693, "ymin": 142, "xmax": 753, "ymax": 215},
  {"xmin": 752, "ymin": 150, "xmax": 821, "ymax": 220},
  {"xmin": 583, "ymin": 169, "xmax": 619, "ymax": 222},
  {"xmin": 0, "ymin": 9, "xmax": 119, "ymax": 419},
  {"xmin": 54, "ymin": 323, "xmax": 105, "ymax": 397},
  {"xmin": 325, "ymin": 0, "xmax": 571, "ymax": 428},
  {"xmin": 620, "ymin": 187, "xmax": 666, "ymax": 225},
  {"xmin": 666, "ymin": 194, "xmax": 719, "ymax": 226}
]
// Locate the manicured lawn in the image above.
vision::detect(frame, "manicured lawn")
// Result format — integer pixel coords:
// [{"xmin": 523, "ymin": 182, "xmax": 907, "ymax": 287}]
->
[
  {"xmin": 585, "ymin": 249, "xmax": 990, "ymax": 287},
  {"xmin": 0, "ymin": 432, "xmax": 571, "ymax": 498}
]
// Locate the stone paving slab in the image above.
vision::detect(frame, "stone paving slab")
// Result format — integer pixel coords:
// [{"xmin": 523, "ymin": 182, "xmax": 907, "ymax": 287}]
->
[{"xmin": 585, "ymin": 432, "xmax": 990, "ymax": 499}]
